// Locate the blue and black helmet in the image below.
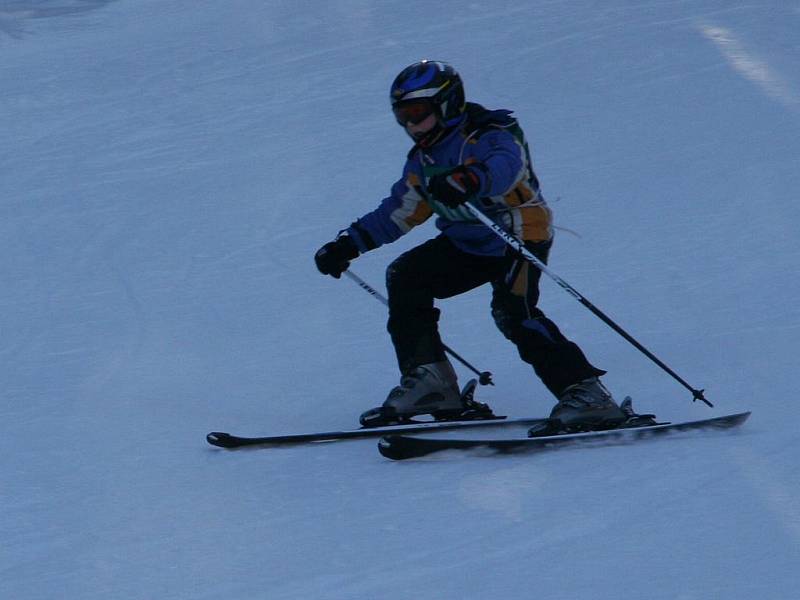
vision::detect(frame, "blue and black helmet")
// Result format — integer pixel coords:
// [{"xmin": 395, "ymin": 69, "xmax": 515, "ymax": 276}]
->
[{"xmin": 390, "ymin": 60, "xmax": 466, "ymax": 143}]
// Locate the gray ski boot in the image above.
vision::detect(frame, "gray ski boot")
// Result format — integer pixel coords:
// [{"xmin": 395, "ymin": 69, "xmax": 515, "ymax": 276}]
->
[
  {"xmin": 549, "ymin": 376, "xmax": 626, "ymax": 431},
  {"xmin": 359, "ymin": 361, "xmax": 493, "ymax": 427}
]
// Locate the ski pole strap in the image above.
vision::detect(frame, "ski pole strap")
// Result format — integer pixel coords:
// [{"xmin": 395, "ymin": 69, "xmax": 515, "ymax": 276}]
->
[{"xmin": 461, "ymin": 202, "xmax": 711, "ymax": 407}]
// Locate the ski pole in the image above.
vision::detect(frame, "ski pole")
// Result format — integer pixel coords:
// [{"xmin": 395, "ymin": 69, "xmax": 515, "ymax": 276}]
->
[
  {"xmin": 461, "ymin": 202, "xmax": 711, "ymax": 407},
  {"xmin": 343, "ymin": 269, "xmax": 494, "ymax": 386}
]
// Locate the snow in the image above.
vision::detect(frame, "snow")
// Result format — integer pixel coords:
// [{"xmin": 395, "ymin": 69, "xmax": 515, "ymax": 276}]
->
[{"xmin": 2, "ymin": 1, "xmax": 799, "ymax": 598}]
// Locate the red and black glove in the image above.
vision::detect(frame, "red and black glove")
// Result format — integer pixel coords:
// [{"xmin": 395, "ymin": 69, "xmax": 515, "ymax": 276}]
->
[
  {"xmin": 427, "ymin": 165, "xmax": 483, "ymax": 208},
  {"xmin": 314, "ymin": 235, "xmax": 359, "ymax": 279}
]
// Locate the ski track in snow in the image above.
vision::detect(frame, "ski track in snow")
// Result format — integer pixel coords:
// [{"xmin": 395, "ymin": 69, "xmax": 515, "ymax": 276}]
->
[
  {"xmin": 2, "ymin": 1, "xmax": 800, "ymax": 599},
  {"xmin": 697, "ymin": 22, "xmax": 800, "ymax": 112}
]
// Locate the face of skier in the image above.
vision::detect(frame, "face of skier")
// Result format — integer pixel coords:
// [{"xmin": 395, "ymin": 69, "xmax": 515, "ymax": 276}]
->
[
  {"xmin": 393, "ymin": 99, "xmax": 438, "ymax": 142},
  {"xmin": 405, "ymin": 113, "xmax": 437, "ymax": 139}
]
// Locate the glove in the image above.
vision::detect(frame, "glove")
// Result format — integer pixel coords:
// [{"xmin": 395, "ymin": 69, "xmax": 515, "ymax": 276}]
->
[
  {"xmin": 314, "ymin": 235, "xmax": 359, "ymax": 279},
  {"xmin": 427, "ymin": 165, "xmax": 483, "ymax": 208}
]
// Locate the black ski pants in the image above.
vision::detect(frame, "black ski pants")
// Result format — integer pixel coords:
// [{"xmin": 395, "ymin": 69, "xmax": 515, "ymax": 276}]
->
[{"xmin": 385, "ymin": 234, "xmax": 603, "ymax": 398}]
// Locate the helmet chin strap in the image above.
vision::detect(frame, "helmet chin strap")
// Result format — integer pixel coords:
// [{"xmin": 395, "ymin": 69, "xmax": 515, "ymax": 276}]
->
[
  {"xmin": 412, "ymin": 119, "xmax": 453, "ymax": 149},
  {"xmin": 414, "ymin": 127, "xmax": 443, "ymax": 148}
]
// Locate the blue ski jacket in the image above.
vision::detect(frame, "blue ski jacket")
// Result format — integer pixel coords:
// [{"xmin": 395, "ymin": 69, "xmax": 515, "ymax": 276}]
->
[{"xmin": 346, "ymin": 103, "xmax": 552, "ymax": 257}]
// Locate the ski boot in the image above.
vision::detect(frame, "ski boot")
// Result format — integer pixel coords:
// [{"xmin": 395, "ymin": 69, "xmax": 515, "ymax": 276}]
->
[
  {"xmin": 529, "ymin": 377, "xmax": 626, "ymax": 436},
  {"xmin": 528, "ymin": 393, "xmax": 662, "ymax": 438},
  {"xmin": 359, "ymin": 361, "xmax": 498, "ymax": 427}
]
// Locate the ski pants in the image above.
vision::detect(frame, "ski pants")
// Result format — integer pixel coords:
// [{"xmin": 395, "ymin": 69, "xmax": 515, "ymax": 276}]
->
[{"xmin": 385, "ymin": 234, "xmax": 604, "ymax": 398}]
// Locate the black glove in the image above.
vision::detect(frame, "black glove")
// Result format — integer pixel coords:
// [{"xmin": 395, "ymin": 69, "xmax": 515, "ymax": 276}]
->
[
  {"xmin": 314, "ymin": 235, "xmax": 359, "ymax": 278},
  {"xmin": 427, "ymin": 165, "xmax": 483, "ymax": 208}
]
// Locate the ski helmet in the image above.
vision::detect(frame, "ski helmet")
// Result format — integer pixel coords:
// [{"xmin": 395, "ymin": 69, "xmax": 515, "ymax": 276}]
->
[{"xmin": 390, "ymin": 60, "xmax": 466, "ymax": 146}]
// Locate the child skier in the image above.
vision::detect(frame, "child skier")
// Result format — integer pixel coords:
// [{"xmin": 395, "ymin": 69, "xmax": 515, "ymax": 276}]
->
[{"xmin": 314, "ymin": 60, "xmax": 624, "ymax": 429}]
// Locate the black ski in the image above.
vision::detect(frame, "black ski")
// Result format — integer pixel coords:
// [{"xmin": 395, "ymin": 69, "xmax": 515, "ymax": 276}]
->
[
  {"xmin": 207, "ymin": 416, "xmax": 547, "ymax": 449},
  {"xmin": 378, "ymin": 411, "xmax": 751, "ymax": 460}
]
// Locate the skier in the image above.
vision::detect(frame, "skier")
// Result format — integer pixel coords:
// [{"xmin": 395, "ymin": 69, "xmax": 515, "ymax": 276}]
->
[{"xmin": 314, "ymin": 60, "xmax": 625, "ymax": 429}]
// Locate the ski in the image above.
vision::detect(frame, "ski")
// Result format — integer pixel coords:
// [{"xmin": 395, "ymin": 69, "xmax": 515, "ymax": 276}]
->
[
  {"xmin": 207, "ymin": 416, "xmax": 548, "ymax": 449},
  {"xmin": 377, "ymin": 411, "xmax": 751, "ymax": 460}
]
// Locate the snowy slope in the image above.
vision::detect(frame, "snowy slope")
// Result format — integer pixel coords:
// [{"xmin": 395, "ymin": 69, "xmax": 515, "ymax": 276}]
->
[{"xmin": 2, "ymin": 1, "xmax": 799, "ymax": 599}]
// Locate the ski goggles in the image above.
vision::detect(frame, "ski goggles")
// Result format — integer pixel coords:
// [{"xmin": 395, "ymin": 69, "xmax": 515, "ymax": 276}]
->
[{"xmin": 393, "ymin": 99, "xmax": 436, "ymax": 126}]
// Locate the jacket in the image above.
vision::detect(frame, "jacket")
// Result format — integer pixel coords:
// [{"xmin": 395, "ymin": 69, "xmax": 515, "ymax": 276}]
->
[{"xmin": 347, "ymin": 103, "xmax": 552, "ymax": 257}]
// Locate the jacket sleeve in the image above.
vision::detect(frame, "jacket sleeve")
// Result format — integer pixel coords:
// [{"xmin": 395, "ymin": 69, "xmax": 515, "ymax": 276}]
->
[
  {"xmin": 466, "ymin": 128, "xmax": 527, "ymax": 201},
  {"xmin": 346, "ymin": 161, "xmax": 433, "ymax": 253}
]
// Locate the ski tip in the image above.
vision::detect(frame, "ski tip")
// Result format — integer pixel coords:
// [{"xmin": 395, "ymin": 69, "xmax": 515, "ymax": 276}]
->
[
  {"xmin": 732, "ymin": 411, "xmax": 752, "ymax": 425},
  {"xmin": 206, "ymin": 432, "xmax": 235, "ymax": 448}
]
